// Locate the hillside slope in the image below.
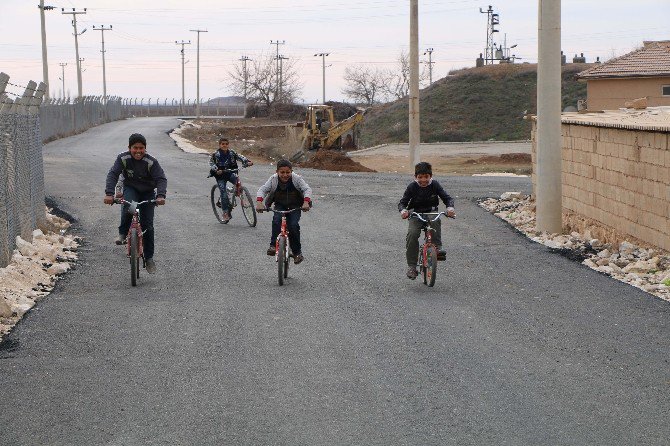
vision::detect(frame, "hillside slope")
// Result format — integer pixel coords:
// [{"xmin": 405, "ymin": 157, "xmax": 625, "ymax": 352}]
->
[{"xmin": 359, "ymin": 63, "xmax": 591, "ymax": 146}]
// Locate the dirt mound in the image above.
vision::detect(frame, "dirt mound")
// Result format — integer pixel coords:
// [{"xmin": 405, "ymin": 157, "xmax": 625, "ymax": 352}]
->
[
  {"xmin": 300, "ymin": 150, "xmax": 376, "ymax": 172},
  {"xmin": 467, "ymin": 153, "xmax": 531, "ymax": 164}
]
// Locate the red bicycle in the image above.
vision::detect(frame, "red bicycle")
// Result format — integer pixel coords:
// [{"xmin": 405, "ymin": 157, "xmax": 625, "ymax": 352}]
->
[
  {"xmin": 410, "ymin": 211, "xmax": 453, "ymax": 287},
  {"xmin": 114, "ymin": 198, "xmax": 155, "ymax": 286},
  {"xmin": 262, "ymin": 208, "xmax": 300, "ymax": 286},
  {"xmin": 209, "ymin": 167, "xmax": 256, "ymax": 226}
]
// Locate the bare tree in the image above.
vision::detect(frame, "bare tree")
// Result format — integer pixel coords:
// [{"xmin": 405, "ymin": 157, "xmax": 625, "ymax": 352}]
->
[
  {"xmin": 341, "ymin": 65, "xmax": 387, "ymax": 105},
  {"xmin": 382, "ymin": 50, "xmax": 430, "ymax": 100},
  {"xmin": 227, "ymin": 53, "xmax": 302, "ymax": 107}
]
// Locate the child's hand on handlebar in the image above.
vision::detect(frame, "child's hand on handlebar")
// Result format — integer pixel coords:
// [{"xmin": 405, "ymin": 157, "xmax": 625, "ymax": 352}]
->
[
  {"xmin": 155, "ymin": 197, "xmax": 166, "ymax": 205},
  {"xmin": 400, "ymin": 209, "xmax": 409, "ymax": 219},
  {"xmin": 104, "ymin": 195, "xmax": 114, "ymax": 205},
  {"xmin": 301, "ymin": 201, "xmax": 310, "ymax": 212},
  {"xmin": 256, "ymin": 202, "xmax": 265, "ymax": 212},
  {"xmin": 446, "ymin": 207, "xmax": 455, "ymax": 218}
]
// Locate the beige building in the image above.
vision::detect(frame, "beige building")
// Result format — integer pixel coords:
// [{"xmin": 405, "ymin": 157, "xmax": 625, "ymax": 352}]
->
[{"xmin": 578, "ymin": 41, "xmax": 670, "ymax": 111}]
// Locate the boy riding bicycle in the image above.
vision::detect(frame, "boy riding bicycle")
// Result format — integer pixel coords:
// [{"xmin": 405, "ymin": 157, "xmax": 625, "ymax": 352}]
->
[
  {"xmin": 256, "ymin": 159, "xmax": 312, "ymax": 264},
  {"xmin": 104, "ymin": 133, "xmax": 167, "ymax": 274},
  {"xmin": 399, "ymin": 162, "xmax": 455, "ymax": 280},
  {"xmin": 209, "ymin": 137, "xmax": 253, "ymax": 223}
]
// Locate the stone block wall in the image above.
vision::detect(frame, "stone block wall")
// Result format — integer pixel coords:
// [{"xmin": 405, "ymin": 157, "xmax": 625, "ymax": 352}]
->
[{"xmin": 531, "ymin": 122, "xmax": 670, "ymax": 251}]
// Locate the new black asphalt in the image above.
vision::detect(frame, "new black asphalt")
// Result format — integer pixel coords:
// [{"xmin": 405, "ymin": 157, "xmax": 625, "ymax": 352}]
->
[{"xmin": 1, "ymin": 118, "xmax": 668, "ymax": 445}]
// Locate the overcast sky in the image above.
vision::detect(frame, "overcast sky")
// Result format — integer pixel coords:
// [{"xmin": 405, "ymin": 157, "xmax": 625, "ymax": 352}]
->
[{"xmin": 1, "ymin": 0, "xmax": 668, "ymax": 103}]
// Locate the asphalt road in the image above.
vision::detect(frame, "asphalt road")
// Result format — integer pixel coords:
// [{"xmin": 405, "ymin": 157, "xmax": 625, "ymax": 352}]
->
[{"xmin": 1, "ymin": 118, "xmax": 668, "ymax": 445}]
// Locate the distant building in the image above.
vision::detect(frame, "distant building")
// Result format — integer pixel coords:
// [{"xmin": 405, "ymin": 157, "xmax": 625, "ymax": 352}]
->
[{"xmin": 577, "ymin": 41, "xmax": 670, "ymax": 110}]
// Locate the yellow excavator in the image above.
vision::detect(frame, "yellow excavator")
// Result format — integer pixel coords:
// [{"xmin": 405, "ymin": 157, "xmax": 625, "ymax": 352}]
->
[{"xmin": 299, "ymin": 104, "xmax": 364, "ymax": 151}]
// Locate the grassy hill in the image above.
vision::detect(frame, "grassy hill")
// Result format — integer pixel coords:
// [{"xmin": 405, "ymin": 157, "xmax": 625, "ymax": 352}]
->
[{"xmin": 359, "ymin": 63, "xmax": 591, "ymax": 146}]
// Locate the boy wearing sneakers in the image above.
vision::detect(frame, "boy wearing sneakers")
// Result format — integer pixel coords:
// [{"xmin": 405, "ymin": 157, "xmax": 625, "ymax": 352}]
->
[
  {"xmin": 399, "ymin": 162, "xmax": 455, "ymax": 279},
  {"xmin": 256, "ymin": 159, "xmax": 312, "ymax": 264}
]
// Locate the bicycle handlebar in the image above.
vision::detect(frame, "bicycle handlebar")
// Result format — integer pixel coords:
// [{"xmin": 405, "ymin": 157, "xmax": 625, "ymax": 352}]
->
[
  {"xmin": 261, "ymin": 207, "xmax": 302, "ymax": 214},
  {"xmin": 410, "ymin": 211, "xmax": 455, "ymax": 222},
  {"xmin": 208, "ymin": 165, "xmax": 251, "ymax": 178}
]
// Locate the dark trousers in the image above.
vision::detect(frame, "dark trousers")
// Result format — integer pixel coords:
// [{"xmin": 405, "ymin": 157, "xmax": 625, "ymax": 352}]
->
[
  {"xmin": 119, "ymin": 187, "xmax": 156, "ymax": 259},
  {"xmin": 271, "ymin": 208, "xmax": 302, "ymax": 255},
  {"xmin": 216, "ymin": 172, "xmax": 238, "ymax": 212},
  {"xmin": 406, "ymin": 216, "xmax": 442, "ymax": 266}
]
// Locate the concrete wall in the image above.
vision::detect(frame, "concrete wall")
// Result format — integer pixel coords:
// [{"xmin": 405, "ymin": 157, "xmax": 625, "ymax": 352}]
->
[
  {"xmin": 586, "ymin": 77, "xmax": 670, "ymax": 110},
  {"xmin": 531, "ymin": 122, "xmax": 670, "ymax": 251}
]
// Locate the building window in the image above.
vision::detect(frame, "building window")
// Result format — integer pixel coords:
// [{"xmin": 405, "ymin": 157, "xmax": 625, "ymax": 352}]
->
[{"xmin": 663, "ymin": 85, "xmax": 670, "ymax": 96}]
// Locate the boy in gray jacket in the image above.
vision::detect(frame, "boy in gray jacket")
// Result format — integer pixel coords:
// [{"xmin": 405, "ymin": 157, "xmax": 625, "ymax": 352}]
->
[{"xmin": 256, "ymin": 159, "xmax": 312, "ymax": 264}]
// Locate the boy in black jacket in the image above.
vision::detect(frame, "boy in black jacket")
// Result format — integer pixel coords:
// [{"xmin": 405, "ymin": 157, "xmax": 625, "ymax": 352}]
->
[
  {"xmin": 398, "ymin": 162, "xmax": 455, "ymax": 279},
  {"xmin": 104, "ymin": 133, "xmax": 167, "ymax": 273}
]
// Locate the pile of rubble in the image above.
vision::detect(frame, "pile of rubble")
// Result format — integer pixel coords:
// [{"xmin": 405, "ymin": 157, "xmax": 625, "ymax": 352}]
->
[
  {"xmin": 479, "ymin": 193, "xmax": 670, "ymax": 302},
  {"xmin": 0, "ymin": 211, "xmax": 79, "ymax": 340}
]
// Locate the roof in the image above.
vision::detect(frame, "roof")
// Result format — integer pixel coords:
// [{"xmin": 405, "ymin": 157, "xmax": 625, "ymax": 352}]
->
[
  {"xmin": 530, "ymin": 106, "xmax": 670, "ymax": 132},
  {"xmin": 577, "ymin": 41, "xmax": 670, "ymax": 80}
]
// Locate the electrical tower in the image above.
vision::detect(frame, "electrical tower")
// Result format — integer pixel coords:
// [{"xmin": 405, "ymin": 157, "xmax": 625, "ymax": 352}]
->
[
  {"xmin": 38, "ymin": 2, "xmax": 56, "ymax": 99},
  {"xmin": 239, "ymin": 55, "xmax": 251, "ymax": 99},
  {"xmin": 270, "ymin": 40, "xmax": 285, "ymax": 101},
  {"xmin": 61, "ymin": 7, "xmax": 87, "ymax": 98},
  {"xmin": 423, "ymin": 48, "xmax": 434, "ymax": 84},
  {"xmin": 93, "ymin": 25, "xmax": 112, "ymax": 103},
  {"xmin": 314, "ymin": 53, "xmax": 329, "ymax": 103},
  {"xmin": 175, "ymin": 40, "xmax": 191, "ymax": 114},
  {"xmin": 278, "ymin": 55, "xmax": 289, "ymax": 102},
  {"xmin": 190, "ymin": 29, "xmax": 208, "ymax": 118},
  {"xmin": 479, "ymin": 5, "xmax": 499, "ymax": 65},
  {"xmin": 58, "ymin": 62, "xmax": 67, "ymax": 98}
]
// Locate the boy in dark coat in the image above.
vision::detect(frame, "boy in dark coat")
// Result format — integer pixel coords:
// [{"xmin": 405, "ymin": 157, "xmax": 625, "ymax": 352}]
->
[{"xmin": 398, "ymin": 162, "xmax": 455, "ymax": 279}]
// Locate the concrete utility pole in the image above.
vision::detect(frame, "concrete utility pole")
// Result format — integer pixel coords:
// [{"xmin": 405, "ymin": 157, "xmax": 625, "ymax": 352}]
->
[
  {"xmin": 239, "ymin": 55, "xmax": 251, "ymax": 99},
  {"xmin": 59, "ymin": 62, "xmax": 67, "ymax": 98},
  {"xmin": 314, "ymin": 53, "xmax": 329, "ymax": 104},
  {"xmin": 93, "ymin": 25, "xmax": 112, "ymax": 103},
  {"xmin": 175, "ymin": 40, "xmax": 191, "ymax": 114},
  {"xmin": 38, "ymin": 2, "xmax": 55, "ymax": 99},
  {"xmin": 536, "ymin": 0, "xmax": 562, "ymax": 233},
  {"xmin": 61, "ymin": 7, "xmax": 87, "ymax": 98},
  {"xmin": 409, "ymin": 0, "xmax": 420, "ymax": 168},
  {"xmin": 270, "ymin": 40, "xmax": 285, "ymax": 101},
  {"xmin": 423, "ymin": 48, "xmax": 434, "ymax": 84},
  {"xmin": 278, "ymin": 55, "xmax": 289, "ymax": 102},
  {"xmin": 190, "ymin": 29, "xmax": 208, "ymax": 118}
]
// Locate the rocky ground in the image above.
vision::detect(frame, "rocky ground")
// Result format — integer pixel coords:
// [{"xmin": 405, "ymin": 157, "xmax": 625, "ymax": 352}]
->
[
  {"xmin": 480, "ymin": 193, "xmax": 670, "ymax": 302},
  {"xmin": 0, "ymin": 211, "xmax": 79, "ymax": 340}
]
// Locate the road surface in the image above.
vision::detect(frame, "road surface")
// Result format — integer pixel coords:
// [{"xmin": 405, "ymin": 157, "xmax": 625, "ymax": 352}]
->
[{"xmin": 1, "ymin": 118, "xmax": 668, "ymax": 445}]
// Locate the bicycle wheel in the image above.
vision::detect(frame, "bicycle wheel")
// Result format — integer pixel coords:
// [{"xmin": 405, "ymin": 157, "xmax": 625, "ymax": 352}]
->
[
  {"xmin": 240, "ymin": 187, "xmax": 257, "ymax": 227},
  {"xmin": 277, "ymin": 236, "xmax": 287, "ymax": 286},
  {"xmin": 130, "ymin": 229, "xmax": 138, "ymax": 286},
  {"xmin": 210, "ymin": 185, "xmax": 226, "ymax": 224},
  {"xmin": 424, "ymin": 245, "xmax": 437, "ymax": 287}
]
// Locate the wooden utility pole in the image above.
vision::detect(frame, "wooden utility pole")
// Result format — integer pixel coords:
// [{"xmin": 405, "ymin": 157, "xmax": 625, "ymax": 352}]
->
[
  {"xmin": 536, "ymin": 0, "xmax": 563, "ymax": 233},
  {"xmin": 190, "ymin": 29, "xmax": 208, "ymax": 118},
  {"xmin": 409, "ymin": 0, "xmax": 420, "ymax": 168}
]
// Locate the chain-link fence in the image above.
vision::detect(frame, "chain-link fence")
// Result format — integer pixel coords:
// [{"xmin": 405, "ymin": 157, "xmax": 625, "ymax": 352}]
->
[
  {"xmin": 40, "ymin": 95, "xmax": 124, "ymax": 142},
  {"xmin": 0, "ymin": 73, "xmax": 47, "ymax": 267}
]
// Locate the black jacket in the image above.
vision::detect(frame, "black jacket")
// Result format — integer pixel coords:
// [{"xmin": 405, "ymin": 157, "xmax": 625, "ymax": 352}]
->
[
  {"xmin": 105, "ymin": 152, "xmax": 167, "ymax": 197},
  {"xmin": 398, "ymin": 180, "xmax": 454, "ymax": 213}
]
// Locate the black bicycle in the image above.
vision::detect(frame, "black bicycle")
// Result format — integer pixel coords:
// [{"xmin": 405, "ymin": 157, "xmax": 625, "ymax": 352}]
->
[{"xmin": 209, "ymin": 167, "xmax": 256, "ymax": 227}]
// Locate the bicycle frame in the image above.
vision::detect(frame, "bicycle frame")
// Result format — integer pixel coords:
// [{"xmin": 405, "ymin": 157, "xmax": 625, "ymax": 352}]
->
[
  {"xmin": 115, "ymin": 198, "xmax": 155, "ymax": 258},
  {"xmin": 411, "ymin": 212, "xmax": 445, "ymax": 265},
  {"xmin": 269, "ymin": 208, "xmax": 299, "ymax": 260}
]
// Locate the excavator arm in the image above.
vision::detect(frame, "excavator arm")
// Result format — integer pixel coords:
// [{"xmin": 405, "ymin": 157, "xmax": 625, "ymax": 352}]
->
[{"xmin": 323, "ymin": 112, "xmax": 363, "ymax": 148}]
